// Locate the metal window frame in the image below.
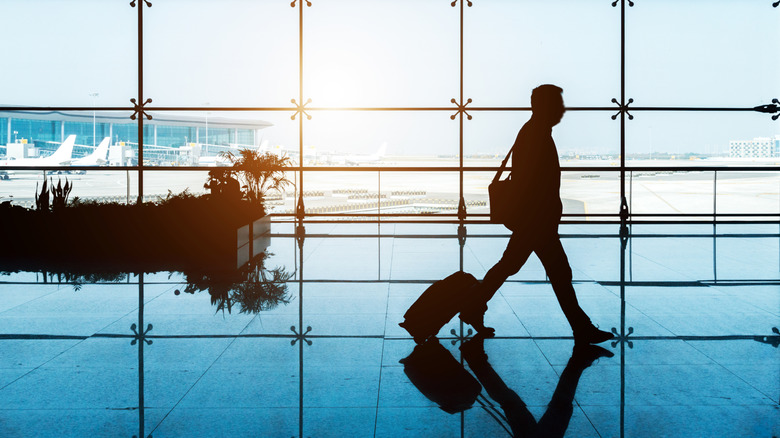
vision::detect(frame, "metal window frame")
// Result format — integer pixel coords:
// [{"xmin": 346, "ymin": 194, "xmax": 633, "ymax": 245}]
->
[{"xmin": 2, "ymin": 0, "xmax": 778, "ymax": 233}]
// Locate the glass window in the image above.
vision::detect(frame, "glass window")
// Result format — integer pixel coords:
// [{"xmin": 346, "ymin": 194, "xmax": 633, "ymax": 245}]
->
[
  {"xmin": 627, "ymin": 1, "xmax": 780, "ymax": 106},
  {"xmin": 465, "ymin": 0, "xmax": 619, "ymax": 108},
  {"xmin": 10, "ymin": 118, "xmax": 59, "ymax": 144},
  {"xmin": 0, "ymin": 0, "xmax": 136, "ymax": 106},
  {"xmin": 305, "ymin": 0, "xmax": 459, "ymax": 107},
  {"xmin": 0, "ymin": 118, "xmax": 7, "ymax": 146},
  {"xmin": 145, "ymin": 0, "xmax": 298, "ymax": 107}
]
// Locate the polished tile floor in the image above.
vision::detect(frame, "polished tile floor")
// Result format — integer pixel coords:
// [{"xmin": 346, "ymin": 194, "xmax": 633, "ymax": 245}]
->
[{"xmin": 0, "ymin": 223, "xmax": 778, "ymax": 437}]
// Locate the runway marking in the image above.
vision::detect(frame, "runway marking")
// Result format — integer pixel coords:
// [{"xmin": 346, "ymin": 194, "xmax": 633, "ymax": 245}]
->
[{"xmin": 638, "ymin": 183, "xmax": 681, "ymax": 212}]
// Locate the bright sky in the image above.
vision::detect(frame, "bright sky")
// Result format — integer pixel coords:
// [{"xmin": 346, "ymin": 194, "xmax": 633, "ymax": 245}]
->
[{"xmin": 1, "ymin": 0, "xmax": 778, "ymax": 156}]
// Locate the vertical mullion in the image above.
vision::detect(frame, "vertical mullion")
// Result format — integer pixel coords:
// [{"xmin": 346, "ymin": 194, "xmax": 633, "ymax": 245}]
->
[
  {"xmin": 297, "ymin": 5, "xmax": 306, "ymax": 438},
  {"xmin": 297, "ymin": 1, "xmax": 305, "ymax": 234},
  {"xmin": 619, "ymin": 4, "xmax": 628, "ymax": 438},
  {"xmin": 459, "ymin": 0, "xmax": 465, "ymax": 218},
  {"xmin": 619, "ymin": 0, "xmax": 626, "ymax": 226},
  {"xmin": 137, "ymin": 273, "xmax": 145, "ymax": 438},
  {"xmin": 137, "ymin": 1, "xmax": 144, "ymax": 204}
]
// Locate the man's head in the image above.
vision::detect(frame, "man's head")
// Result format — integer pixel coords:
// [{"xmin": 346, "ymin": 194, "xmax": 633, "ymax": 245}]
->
[{"xmin": 531, "ymin": 84, "xmax": 565, "ymax": 127}]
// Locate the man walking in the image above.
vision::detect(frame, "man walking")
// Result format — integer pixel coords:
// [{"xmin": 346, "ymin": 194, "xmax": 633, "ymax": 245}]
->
[{"xmin": 462, "ymin": 84, "xmax": 613, "ymax": 345}]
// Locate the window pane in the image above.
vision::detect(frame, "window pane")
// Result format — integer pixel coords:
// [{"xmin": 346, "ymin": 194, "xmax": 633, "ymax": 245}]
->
[
  {"xmin": 304, "ymin": 111, "xmax": 458, "ymax": 166},
  {"xmin": 0, "ymin": 170, "xmax": 138, "ymax": 209},
  {"xmin": 465, "ymin": 0, "xmax": 619, "ymax": 107},
  {"xmin": 305, "ymin": 0, "xmax": 459, "ymax": 107},
  {"xmin": 143, "ymin": 170, "xmax": 209, "ymax": 200},
  {"xmin": 627, "ymin": 170, "xmax": 716, "ymax": 218},
  {"xmin": 0, "ymin": 0, "xmax": 136, "ymax": 106},
  {"xmin": 465, "ymin": 111, "xmax": 620, "ymax": 164},
  {"xmin": 146, "ymin": 0, "xmax": 298, "ymax": 107},
  {"xmin": 627, "ymin": 1, "xmax": 780, "ymax": 106},
  {"xmin": 716, "ymin": 170, "xmax": 780, "ymax": 217},
  {"xmin": 625, "ymin": 112, "xmax": 777, "ymax": 157}
]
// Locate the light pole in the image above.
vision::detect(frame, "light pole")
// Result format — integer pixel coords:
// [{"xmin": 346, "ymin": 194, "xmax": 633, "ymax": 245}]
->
[
  {"xmin": 204, "ymin": 102, "xmax": 210, "ymax": 148},
  {"xmin": 89, "ymin": 92, "xmax": 99, "ymax": 147}
]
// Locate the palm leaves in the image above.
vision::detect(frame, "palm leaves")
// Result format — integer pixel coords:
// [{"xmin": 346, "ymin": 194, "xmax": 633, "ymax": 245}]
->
[{"xmin": 218, "ymin": 149, "xmax": 293, "ymax": 203}]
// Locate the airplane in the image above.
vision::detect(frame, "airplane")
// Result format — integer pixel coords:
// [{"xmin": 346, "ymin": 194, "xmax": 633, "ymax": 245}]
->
[
  {"xmin": 0, "ymin": 135, "xmax": 76, "ymax": 179},
  {"xmin": 343, "ymin": 142, "xmax": 387, "ymax": 166},
  {"xmin": 198, "ymin": 154, "xmax": 232, "ymax": 167},
  {"xmin": 72, "ymin": 137, "xmax": 110, "ymax": 167}
]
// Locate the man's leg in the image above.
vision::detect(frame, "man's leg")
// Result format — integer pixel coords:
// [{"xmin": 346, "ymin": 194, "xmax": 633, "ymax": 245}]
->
[
  {"xmin": 535, "ymin": 235, "xmax": 613, "ymax": 344},
  {"xmin": 461, "ymin": 233, "xmax": 533, "ymax": 333},
  {"xmin": 482, "ymin": 233, "xmax": 534, "ymax": 303}
]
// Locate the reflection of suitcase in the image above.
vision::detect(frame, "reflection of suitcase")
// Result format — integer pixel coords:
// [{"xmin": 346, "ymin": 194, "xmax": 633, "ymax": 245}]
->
[
  {"xmin": 399, "ymin": 271, "xmax": 479, "ymax": 344},
  {"xmin": 399, "ymin": 338, "xmax": 482, "ymax": 414}
]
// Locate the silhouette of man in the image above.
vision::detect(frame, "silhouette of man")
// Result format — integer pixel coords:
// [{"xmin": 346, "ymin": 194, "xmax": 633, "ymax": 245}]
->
[{"xmin": 462, "ymin": 84, "xmax": 613, "ymax": 345}]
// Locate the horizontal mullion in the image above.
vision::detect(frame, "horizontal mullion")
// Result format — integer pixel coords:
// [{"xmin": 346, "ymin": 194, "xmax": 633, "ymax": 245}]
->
[
  {"xmin": 1, "ymin": 107, "xmax": 133, "ymax": 112},
  {"xmin": 280, "ymin": 217, "xmax": 780, "ymax": 225},
  {"xmin": 4, "ymin": 165, "xmax": 777, "ymax": 172},
  {"xmin": 630, "ymin": 213, "xmax": 779, "ymax": 217},
  {"xmin": 1, "ymin": 106, "xmax": 768, "ymax": 112},
  {"xmin": 277, "ymin": 213, "xmax": 778, "ymax": 218}
]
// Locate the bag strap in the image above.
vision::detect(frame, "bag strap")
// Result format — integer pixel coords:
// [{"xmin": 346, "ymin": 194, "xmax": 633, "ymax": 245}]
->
[{"xmin": 491, "ymin": 144, "xmax": 515, "ymax": 184}]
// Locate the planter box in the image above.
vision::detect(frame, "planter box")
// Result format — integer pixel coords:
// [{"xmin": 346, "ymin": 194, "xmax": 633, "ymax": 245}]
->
[
  {"xmin": 0, "ymin": 198, "xmax": 266, "ymax": 272},
  {"xmin": 236, "ymin": 215, "xmax": 271, "ymax": 268}
]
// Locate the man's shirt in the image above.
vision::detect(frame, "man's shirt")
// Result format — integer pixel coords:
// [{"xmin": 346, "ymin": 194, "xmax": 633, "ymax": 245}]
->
[{"xmin": 510, "ymin": 119, "xmax": 564, "ymax": 230}]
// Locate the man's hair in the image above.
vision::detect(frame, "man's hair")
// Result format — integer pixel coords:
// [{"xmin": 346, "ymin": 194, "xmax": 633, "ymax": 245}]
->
[{"xmin": 531, "ymin": 84, "xmax": 563, "ymax": 111}]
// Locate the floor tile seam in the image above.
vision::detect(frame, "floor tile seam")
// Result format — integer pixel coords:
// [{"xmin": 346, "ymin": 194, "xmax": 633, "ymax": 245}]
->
[
  {"xmin": 682, "ymin": 339, "xmax": 780, "ymax": 404},
  {"xmin": 617, "ymin": 300, "xmax": 680, "ymax": 338},
  {"xmin": 373, "ymin": 332, "xmax": 389, "ymax": 438},
  {"xmin": 375, "ymin": 233, "xmax": 394, "ymax": 438},
  {"xmin": 385, "ymin": 233, "xmax": 396, "ymax": 282},
  {"xmin": 0, "ymin": 283, "xmax": 69, "ymax": 317},
  {"xmin": 90, "ymin": 283, "xmax": 176, "ymax": 338},
  {"xmin": 574, "ymin": 403, "xmax": 780, "ymax": 408},
  {"xmin": 625, "ymin": 250, "xmax": 705, "ymax": 283},
  {"xmin": 147, "ymin": 334, "xmax": 244, "ymax": 436},
  {"xmin": 464, "ymin": 241, "xmax": 489, "ymax": 275},
  {"xmin": 300, "ymin": 236, "xmax": 328, "ymax": 267},
  {"xmin": 499, "ymin": 290, "xmax": 540, "ymax": 340},
  {"xmin": 703, "ymin": 285, "xmax": 780, "ymax": 317},
  {"xmin": 573, "ymin": 402, "xmax": 605, "ymax": 438},
  {"xmin": 0, "ymin": 304, "xmax": 148, "ymax": 391},
  {"xmin": 720, "ymin": 235, "xmax": 779, "ymax": 254}
]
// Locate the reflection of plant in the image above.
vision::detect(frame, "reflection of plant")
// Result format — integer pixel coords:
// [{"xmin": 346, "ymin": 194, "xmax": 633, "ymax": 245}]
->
[
  {"xmin": 65, "ymin": 272, "xmax": 128, "ymax": 292},
  {"xmin": 0, "ymin": 269, "xmax": 129, "ymax": 292},
  {"xmin": 183, "ymin": 251, "xmax": 294, "ymax": 315}
]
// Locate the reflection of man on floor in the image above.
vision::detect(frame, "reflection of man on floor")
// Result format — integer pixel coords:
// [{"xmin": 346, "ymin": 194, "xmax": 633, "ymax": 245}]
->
[
  {"xmin": 461, "ymin": 84, "xmax": 612, "ymax": 345},
  {"xmin": 462, "ymin": 334, "xmax": 613, "ymax": 438}
]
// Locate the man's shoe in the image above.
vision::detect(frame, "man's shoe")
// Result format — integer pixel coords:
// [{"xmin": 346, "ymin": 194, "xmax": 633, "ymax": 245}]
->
[
  {"xmin": 574, "ymin": 324, "xmax": 614, "ymax": 345},
  {"xmin": 459, "ymin": 301, "xmax": 495, "ymax": 338},
  {"xmin": 460, "ymin": 284, "xmax": 495, "ymax": 337}
]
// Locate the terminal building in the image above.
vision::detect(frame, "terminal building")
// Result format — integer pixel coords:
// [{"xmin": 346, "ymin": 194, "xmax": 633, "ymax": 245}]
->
[
  {"xmin": 729, "ymin": 135, "xmax": 780, "ymax": 158},
  {"xmin": 0, "ymin": 109, "xmax": 272, "ymax": 166}
]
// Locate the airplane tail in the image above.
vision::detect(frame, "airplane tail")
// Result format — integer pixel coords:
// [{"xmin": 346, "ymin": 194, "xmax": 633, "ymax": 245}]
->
[
  {"xmin": 78, "ymin": 137, "xmax": 110, "ymax": 165},
  {"xmin": 48, "ymin": 135, "xmax": 76, "ymax": 165}
]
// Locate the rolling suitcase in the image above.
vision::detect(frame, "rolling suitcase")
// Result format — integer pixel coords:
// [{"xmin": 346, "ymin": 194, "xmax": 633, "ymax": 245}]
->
[{"xmin": 399, "ymin": 271, "xmax": 479, "ymax": 344}]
